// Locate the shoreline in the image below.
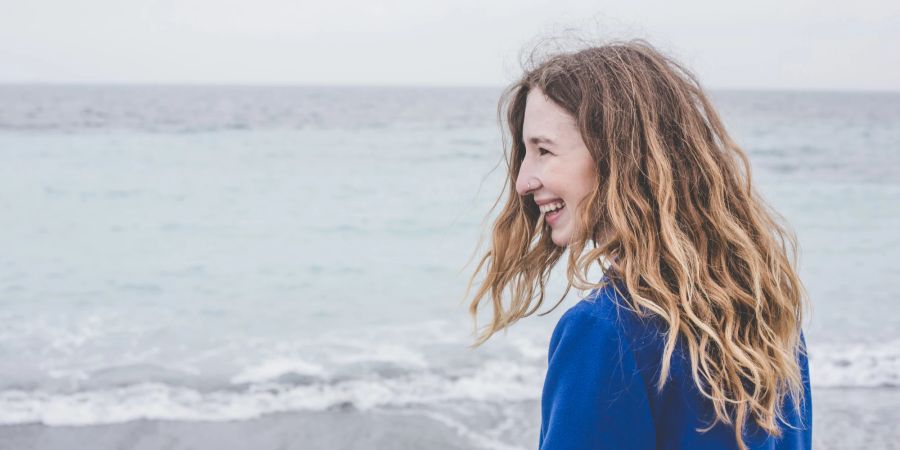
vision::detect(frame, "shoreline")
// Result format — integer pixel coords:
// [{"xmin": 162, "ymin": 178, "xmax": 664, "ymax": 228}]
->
[{"xmin": 1, "ymin": 388, "xmax": 897, "ymax": 450}]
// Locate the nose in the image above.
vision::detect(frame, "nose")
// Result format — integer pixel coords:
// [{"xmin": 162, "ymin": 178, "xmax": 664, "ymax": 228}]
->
[{"xmin": 515, "ymin": 162, "xmax": 540, "ymax": 196}]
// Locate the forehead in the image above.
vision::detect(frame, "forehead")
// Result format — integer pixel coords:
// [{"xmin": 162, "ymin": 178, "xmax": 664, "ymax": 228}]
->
[{"xmin": 522, "ymin": 88, "xmax": 577, "ymax": 143}]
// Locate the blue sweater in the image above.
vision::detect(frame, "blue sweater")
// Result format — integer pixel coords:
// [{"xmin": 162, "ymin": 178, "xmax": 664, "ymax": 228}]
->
[{"xmin": 539, "ymin": 280, "xmax": 812, "ymax": 449}]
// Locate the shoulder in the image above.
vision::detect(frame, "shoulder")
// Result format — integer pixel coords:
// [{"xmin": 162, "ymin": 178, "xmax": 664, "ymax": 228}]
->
[
  {"xmin": 548, "ymin": 281, "xmax": 660, "ymax": 367},
  {"xmin": 551, "ymin": 280, "xmax": 660, "ymax": 350},
  {"xmin": 547, "ymin": 279, "xmax": 672, "ymax": 392}
]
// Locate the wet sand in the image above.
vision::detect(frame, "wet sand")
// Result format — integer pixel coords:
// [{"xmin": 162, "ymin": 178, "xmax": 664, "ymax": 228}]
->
[{"xmin": 0, "ymin": 409, "xmax": 477, "ymax": 450}]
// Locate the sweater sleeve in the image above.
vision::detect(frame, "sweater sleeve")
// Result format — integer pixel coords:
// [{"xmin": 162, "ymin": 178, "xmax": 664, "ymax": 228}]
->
[{"xmin": 539, "ymin": 302, "xmax": 657, "ymax": 450}]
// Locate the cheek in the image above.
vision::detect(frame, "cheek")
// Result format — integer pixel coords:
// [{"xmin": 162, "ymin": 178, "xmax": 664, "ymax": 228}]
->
[
  {"xmin": 573, "ymin": 165, "xmax": 597, "ymax": 201},
  {"xmin": 543, "ymin": 165, "xmax": 565, "ymax": 191}
]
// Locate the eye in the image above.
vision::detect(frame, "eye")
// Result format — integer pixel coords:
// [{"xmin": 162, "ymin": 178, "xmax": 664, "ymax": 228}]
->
[{"xmin": 538, "ymin": 147, "xmax": 552, "ymax": 156}]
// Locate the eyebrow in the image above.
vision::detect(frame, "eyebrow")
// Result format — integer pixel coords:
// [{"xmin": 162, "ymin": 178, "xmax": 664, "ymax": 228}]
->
[{"xmin": 526, "ymin": 135, "xmax": 556, "ymax": 146}]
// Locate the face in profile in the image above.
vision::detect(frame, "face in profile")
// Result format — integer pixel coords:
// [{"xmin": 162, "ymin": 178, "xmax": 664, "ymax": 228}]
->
[{"xmin": 516, "ymin": 87, "xmax": 597, "ymax": 247}]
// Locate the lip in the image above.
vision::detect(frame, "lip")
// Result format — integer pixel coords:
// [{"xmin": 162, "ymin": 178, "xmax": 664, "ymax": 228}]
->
[{"xmin": 534, "ymin": 197, "xmax": 564, "ymax": 207}]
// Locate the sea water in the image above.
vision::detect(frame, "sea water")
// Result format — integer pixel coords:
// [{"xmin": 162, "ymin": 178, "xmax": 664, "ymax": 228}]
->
[{"xmin": 0, "ymin": 85, "xmax": 897, "ymax": 448}]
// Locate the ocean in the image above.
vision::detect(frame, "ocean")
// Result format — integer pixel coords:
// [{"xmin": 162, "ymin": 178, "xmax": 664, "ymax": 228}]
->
[{"xmin": 0, "ymin": 85, "xmax": 898, "ymax": 449}]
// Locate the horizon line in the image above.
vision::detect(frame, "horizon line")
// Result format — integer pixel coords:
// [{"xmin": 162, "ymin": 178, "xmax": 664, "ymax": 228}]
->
[{"xmin": 0, "ymin": 81, "xmax": 898, "ymax": 95}]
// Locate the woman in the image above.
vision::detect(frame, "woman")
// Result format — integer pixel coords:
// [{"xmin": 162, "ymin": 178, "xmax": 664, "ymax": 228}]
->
[{"xmin": 466, "ymin": 40, "xmax": 812, "ymax": 450}]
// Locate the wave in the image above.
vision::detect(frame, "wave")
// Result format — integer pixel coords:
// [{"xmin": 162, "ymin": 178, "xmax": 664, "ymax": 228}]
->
[
  {"xmin": 809, "ymin": 340, "xmax": 900, "ymax": 388},
  {"xmin": 2, "ymin": 337, "xmax": 898, "ymax": 426},
  {"xmin": 0, "ymin": 359, "xmax": 543, "ymax": 426}
]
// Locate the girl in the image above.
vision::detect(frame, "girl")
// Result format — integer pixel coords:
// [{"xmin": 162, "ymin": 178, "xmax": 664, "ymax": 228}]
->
[{"xmin": 466, "ymin": 40, "xmax": 812, "ymax": 450}]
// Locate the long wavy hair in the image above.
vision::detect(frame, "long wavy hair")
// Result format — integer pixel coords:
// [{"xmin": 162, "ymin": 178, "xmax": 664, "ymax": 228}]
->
[{"xmin": 465, "ymin": 39, "xmax": 809, "ymax": 450}]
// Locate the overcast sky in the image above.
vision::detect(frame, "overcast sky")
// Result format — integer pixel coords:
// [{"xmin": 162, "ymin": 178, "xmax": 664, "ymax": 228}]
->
[{"xmin": 2, "ymin": 0, "xmax": 898, "ymax": 90}]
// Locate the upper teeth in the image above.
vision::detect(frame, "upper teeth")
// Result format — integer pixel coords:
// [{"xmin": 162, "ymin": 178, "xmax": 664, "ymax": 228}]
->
[{"xmin": 539, "ymin": 201, "xmax": 565, "ymax": 214}]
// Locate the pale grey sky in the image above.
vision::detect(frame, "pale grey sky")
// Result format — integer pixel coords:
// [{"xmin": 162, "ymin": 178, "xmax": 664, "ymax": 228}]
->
[{"xmin": 1, "ymin": 0, "xmax": 898, "ymax": 90}]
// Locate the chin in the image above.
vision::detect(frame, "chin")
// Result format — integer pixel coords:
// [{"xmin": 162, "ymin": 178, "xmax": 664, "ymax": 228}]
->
[{"xmin": 550, "ymin": 230, "xmax": 570, "ymax": 247}]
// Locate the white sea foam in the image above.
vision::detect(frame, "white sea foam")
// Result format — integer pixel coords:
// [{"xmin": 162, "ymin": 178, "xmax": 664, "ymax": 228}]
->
[
  {"xmin": 0, "ymin": 358, "xmax": 544, "ymax": 426},
  {"xmin": 809, "ymin": 340, "xmax": 900, "ymax": 388}
]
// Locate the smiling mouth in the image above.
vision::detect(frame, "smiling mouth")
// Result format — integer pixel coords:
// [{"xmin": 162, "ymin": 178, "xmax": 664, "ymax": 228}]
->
[
  {"xmin": 539, "ymin": 202, "xmax": 565, "ymax": 225},
  {"xmin": 545, "ymin": 205, "xmax": 564, "ymax": 218}
]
